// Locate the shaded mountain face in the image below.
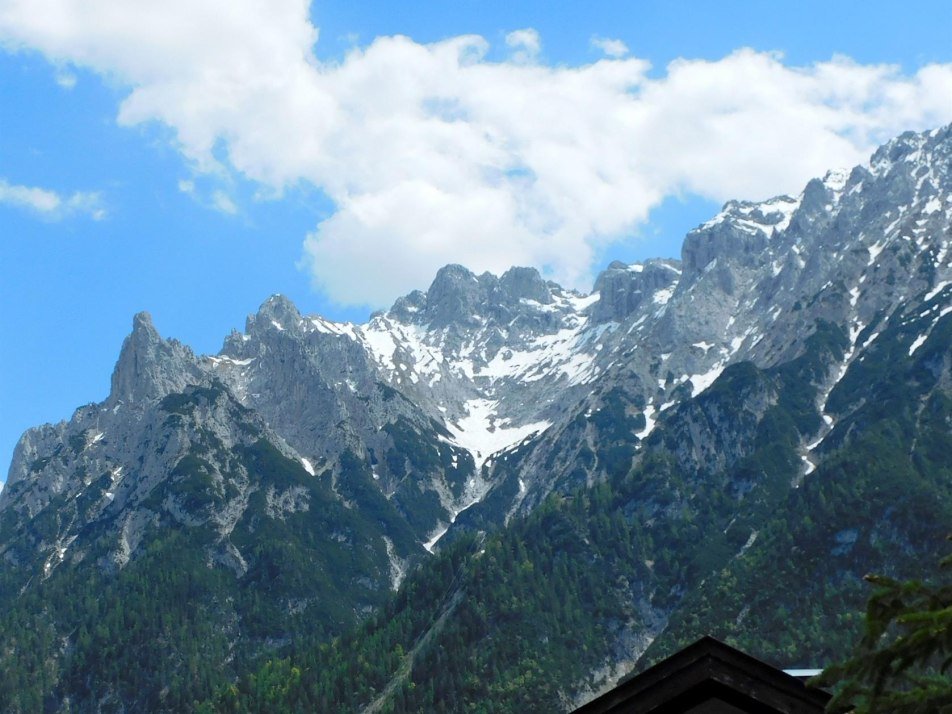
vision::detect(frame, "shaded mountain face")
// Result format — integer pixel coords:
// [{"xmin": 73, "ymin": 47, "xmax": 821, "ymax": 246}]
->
[{"xmin": 1, "ymin": 126, "xmax": 950, "ymax": 712}]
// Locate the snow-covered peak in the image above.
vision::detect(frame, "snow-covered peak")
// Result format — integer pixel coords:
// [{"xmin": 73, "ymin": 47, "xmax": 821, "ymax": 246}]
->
[
  {"xmin": 358, "ymin": 278, "xmax": 605, "ymax": 396},
  {"xmin": 701, "ymin": 194, "xmax": 801, "ymax": 237},
  {"xmin": 869, "ymin": 125, "xmax": 951, "ymax": 179},
  {"xmin": 821, "ymin": 167, "xmax": 850, "ymax": 193}
]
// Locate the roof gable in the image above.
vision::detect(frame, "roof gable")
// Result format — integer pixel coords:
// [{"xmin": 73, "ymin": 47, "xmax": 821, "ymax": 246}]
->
[{"xmin": 573, "ymin": 637, "xmax": 831, "ymax": 714}]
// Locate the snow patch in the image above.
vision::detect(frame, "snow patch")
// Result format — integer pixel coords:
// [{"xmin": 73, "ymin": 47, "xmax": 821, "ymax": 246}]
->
[
  {"xmin": 925, "ymin": 280, "xmax": 949, "ymax": 302},
  {"xmin": 801, "ymin": 455, "xmax": 816, "ymax": 476},
  {"xmin": 479, "ymin": 323, "xmax": 600, "ymax": 386},
  {"xmin": 423, "ymin": 496, "xmax": 481, "ymax": 553},
  {"xmin": 636, "ymin": 404, "xmax": 657, "ymax": 440},
  {"xmin": 308, "ymin": 316, "xmax": 358, "ymax": 340},
  {"xmin": 908, "ymin": 305, "xmax": 952, "ymax": 356},
  {"xmin": 689, "ymin": 363, "xmax": 726, "ymax": 398},
  {"xmin": 908, "ymin": 333, "xmax": 929, "ymax": 356},
  {"xmin": 860, "ymin": 331, "xmax": 881, "ymax": 350},
  {"xmin": 568, "ymin": 293, "xmax": 601, "ymax": 311},
  {"xmin": 359, "ymin": 322, "xmax": 399, "ymax": 371},
  {"xmin": 849, "ymin": 286, "xmax": 860, "ymax": 308},
  {"xmin": 445, "ymin": 398, "xmax": 550, "ymax": 472},
  {"xmin": 652, "ymin": 287, "xmax": 674, "ymax": 305},
  {"xmin": 207, "ymin": 355, "xmax": 256, "ymax": 367}
]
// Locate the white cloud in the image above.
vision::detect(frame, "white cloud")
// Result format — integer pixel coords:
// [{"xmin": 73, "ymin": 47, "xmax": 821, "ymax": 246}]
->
[
  {"xmin": 0, "ymin": 177, "xmax": 105, "ymax": 219},
  {"xmin": 179, "ymin": 177, "xmax": 238, "ymax": 214},
  {"xmin": 505, "ymin": 28, "xmax": 541, "ymax": 63},
  {"xmin": 591, "ymin": 36, "xmax": 628, "ymax": 58},
  {"xmin": 211, "ymin": 190, "xmax": 237, "ymax": 215},
  {"xmin": 1, "ymin": 2, "xmax": 951, "ymax": 305},
  {"xmin": 55, "ymin": 70, "xmax": 76, "ymax": 88},
  {"xmin": 0, "ymin": 179, "xmax": 60, "ymax": 212}
]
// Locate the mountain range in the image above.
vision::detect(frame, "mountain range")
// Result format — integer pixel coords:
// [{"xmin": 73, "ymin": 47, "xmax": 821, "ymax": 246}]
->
[{"xmin": 1, "ymin": 126, "xmax": 950, "ymax": 712}]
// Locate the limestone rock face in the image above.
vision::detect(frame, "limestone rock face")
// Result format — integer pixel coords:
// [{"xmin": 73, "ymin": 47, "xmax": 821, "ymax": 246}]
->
[
  {"xmin": 108, "ymin": 311, "xmax": 204, "ymax": 406},
  {"xmin": 591, "ymin": 259, "xmax": 681, "ymax": 323}
]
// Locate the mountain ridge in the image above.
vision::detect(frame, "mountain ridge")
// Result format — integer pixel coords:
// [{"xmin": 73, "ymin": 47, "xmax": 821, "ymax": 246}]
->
[
  {"xmin": 0, "ymin": 125, "xmax": 949, "ymax": 712},
  {"xmin": 5, "ymin": 124, "xmax": 950, "ymax": 559}
]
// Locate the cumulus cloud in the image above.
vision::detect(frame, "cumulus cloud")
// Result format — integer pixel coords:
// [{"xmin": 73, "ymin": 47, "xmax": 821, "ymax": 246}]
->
[
  {"xmin": 2, "ymin": 1, "xmax": 951, "ymax": 305},
  {"xmin": 591, "ymin": 36, "xmax": 628, "ymax": 58},
  {"xmin": 0, "ymin": 177, "xmax": 105, "ymax": 219}
]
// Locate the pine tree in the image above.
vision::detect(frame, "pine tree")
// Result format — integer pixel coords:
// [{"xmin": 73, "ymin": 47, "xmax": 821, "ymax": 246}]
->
[{"xmin": 814, "ymin": 538, "xmax": 952, "ymax": 713}]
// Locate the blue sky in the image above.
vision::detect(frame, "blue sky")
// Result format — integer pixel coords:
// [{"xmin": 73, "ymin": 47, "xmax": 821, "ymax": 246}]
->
[{"xmin": 1, "ymin": 0, "xmax": 951, "ymax": 477}]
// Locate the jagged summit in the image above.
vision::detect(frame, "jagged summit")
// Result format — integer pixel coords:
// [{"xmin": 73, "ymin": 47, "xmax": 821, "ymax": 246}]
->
[
  {"xmin": 245, "ymin": 293, "xmax": 303, "ymax": 334},
  {"xmin": 386, "ymin": 264, "xmax": 557, "ymax": 328},
  {"xmin": 870, "ymin": 124, "xmax": 951, "ymax": 175},
  {"xmin": 498, "ymin": 266, "xmax": 553, "ymax": 304},
  {"xmin": 416, "ymin": 263, "xmax": 487, "ymax": 327},
  {"xmin": 108, "ymin": 311, "xmax": 201, "ymax": 406},
  {"xmin": 591, "ymin": 259, "xmax": 681, "ymax": 323},
  {"xmin": 132, "ymin": 310, "xmax": 157, "ymax": 333}
]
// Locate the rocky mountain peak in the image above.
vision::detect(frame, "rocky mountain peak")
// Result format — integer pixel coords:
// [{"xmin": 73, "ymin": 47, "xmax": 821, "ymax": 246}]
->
[
  {"xmin": 680, "ymin": 199, "xmax": 782, "ymax": 284},
  {"xmin": 108, "ymin": 312, "xmax": 202, "ymax": 406},
  {"xmin": 591, "ymin": 259, "xmax": 681, "ymax": 323},
  {"xmin": 418, "ymin": 264, "xmax": 484, "ymax": 327},
  {"xmin": 390, "ymin": 264, "xmax": 556, "ymax": 328},
  {"xmin": 246, "ymin": 294, "xmax": 303, "ymax": 335},
  {"xmin": 497, "ymin": 266, "xmax": 552, "ymax": 305},
  {"xmin": 863, "ymin": 127, "xmax": 950, "ymax": 215},
  {"xmin": 798, "ymin": 176, "xmax": 834, "ymax": 213},
  {"xmin": 132, "ymin": 310, "xmax": 158, "ymax": 335},
  {"xmin": 870, "ymin": 126, "xmax": 948, "ymax": 175}
]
